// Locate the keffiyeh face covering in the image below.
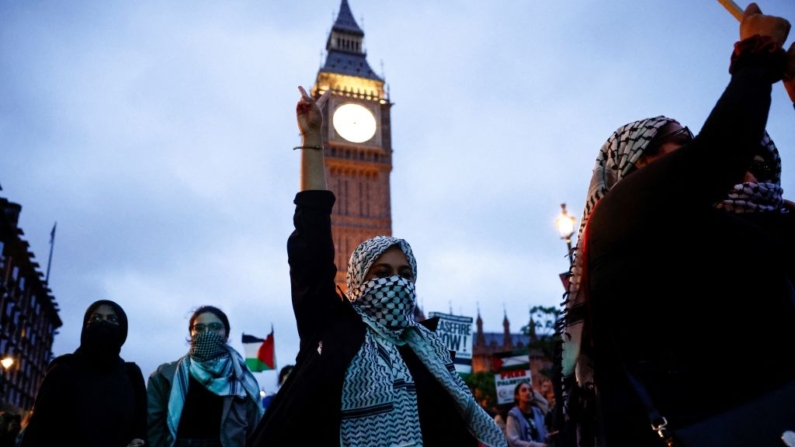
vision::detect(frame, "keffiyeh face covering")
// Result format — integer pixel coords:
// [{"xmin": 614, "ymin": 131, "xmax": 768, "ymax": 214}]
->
[
  {"xmin": 167, "ymin": 329, "xmax": 263, "ymax": 441},
  {"xmin": 340, "ymin": 235, "xmax": 506, "ymax": 447},
  {"xmin": 356, "ymin": 275, "xmax": 417, "ymax": 330},
  {"xmin": 347, "ymin": 235, "xmax": 419, "ymax": 334},
  {"xmin": 189, "ymin": 329, "xmax": 228, "ymax": 362}
]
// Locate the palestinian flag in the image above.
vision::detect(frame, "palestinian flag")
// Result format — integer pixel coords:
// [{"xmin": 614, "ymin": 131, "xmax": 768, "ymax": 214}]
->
[
  {"xmin": 491, "ymin": 348, "xmax": 530, "ymax": 372},
  {"xmin": 242, "ymin": 329, "xmax": 275, "ymax": 372}
]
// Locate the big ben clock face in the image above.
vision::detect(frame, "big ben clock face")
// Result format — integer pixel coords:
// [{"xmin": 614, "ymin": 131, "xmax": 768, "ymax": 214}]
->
[{"xmin": 332, "ymin": 103, "xmax": 377, "ymax": 143}]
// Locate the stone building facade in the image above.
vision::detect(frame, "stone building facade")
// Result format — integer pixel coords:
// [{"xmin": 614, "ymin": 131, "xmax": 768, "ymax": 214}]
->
[{"xmin": 0, "ymin": 194, "xmax": 62, "ymax": 412}]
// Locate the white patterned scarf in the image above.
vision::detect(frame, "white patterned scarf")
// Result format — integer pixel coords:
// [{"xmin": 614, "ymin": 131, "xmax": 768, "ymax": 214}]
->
[
  {"xmin": 165, "ymin": 331, "xmax": 263, "ymax": 444},
  {"xmin": 715, "ymin": 131, "xmax": 788, "ymax": 214},
  {"xmin": 341, "ymin": 236, "xmax": 507, "ymax": 447}
]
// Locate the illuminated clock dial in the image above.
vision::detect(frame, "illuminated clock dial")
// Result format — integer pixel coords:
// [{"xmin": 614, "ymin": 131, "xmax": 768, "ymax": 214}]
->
[{"xmin": 332, "ymin": 103, "xmax": 377, "ymax": 143}]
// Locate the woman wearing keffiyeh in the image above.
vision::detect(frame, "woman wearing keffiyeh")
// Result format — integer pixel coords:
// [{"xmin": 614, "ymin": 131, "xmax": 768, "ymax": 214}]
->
[
  {"xmin": 147, "ymin": 306, "xmax": 263, "ymax": 447},
  {"xmin": 245, "ymin": 86, "xmax": 507, "ymax": 447},
  {"xmin": 554, "ymin": 4, "xmax": 795, "ymax": 447}
]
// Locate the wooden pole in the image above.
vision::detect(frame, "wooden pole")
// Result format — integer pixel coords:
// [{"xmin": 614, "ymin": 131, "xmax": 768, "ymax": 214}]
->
[{"xmin": 718, "ymin": 0, "xmax": 743, "ymax": 22}]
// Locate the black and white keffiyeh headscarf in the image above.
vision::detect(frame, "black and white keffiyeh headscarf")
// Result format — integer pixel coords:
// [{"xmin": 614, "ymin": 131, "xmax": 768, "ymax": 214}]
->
[
  {"xmin": 165, "ymin": 330, "xmax": 263, "ymax": 444},
  {"xmin": 558, "ymin": 116, "xmax": 676, "ymax": 444},
  {"xmin": 715, "ymin": 131, "xmax": 788, "ymax": 214},
  {"xmin": 341, "ymin": 235, "xmax": 506, "ymax": 447}
]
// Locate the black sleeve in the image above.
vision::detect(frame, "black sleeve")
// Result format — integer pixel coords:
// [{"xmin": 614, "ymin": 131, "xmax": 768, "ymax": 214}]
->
[
  {"xmin": 288, "ymin": 190, "xmax": 339, "ymax": 353},
  {"xmin": 126, "ymin": 362, "xmax": 150, "ymax": 445},
  {"xmin": 592, "ymin": 36, "xmax": 784, "ymax": 242},
  {"xmin": 18, "ymin": 362, "xmax": 73, "ymax": 447}
]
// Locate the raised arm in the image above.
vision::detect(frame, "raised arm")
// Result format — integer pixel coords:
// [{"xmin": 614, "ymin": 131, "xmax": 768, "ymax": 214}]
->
[
  {"xmin": 297, "ymin": 86, "xmax": 331, "ymax": 191},
  {"xmin": 289, "ymin": 87, "xmax": 339, "ymax": 349}
]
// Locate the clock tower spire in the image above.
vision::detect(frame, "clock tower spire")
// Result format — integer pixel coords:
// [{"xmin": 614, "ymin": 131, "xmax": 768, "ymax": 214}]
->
[{"xmin": 311, "ymin": 0, "xmax": 394, "ymax": 294}]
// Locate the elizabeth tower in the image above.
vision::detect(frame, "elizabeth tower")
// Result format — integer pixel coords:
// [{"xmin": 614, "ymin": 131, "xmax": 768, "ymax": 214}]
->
[{"xmin": 311, "ymin": 0, "xmax": 394, "ymax": 294}]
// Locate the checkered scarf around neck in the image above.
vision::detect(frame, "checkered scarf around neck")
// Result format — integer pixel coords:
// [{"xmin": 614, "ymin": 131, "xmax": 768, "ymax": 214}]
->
[
  {"xmin": 715, "ymin": 131, "xmax": 788, "ymax": 214},
  {"xmin": 558, "ymin": 116, "xmax": 677, "ymax": 442},
  {"xmin": 341, "ymin": 235, "xmax": 506, "ymax": 447},
  {"xmin": 165, "ymin": 330, "xmax": 263, "ymax": 443}
]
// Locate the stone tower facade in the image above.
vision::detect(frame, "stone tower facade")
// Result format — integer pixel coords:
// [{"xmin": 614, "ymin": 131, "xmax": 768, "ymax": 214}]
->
[{"xmin": 311, "ymin": 0, "xmax": 393, "ymax": 294}]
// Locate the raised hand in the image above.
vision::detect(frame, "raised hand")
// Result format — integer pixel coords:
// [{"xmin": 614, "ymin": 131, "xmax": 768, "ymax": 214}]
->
[
  {"xmin": 296, "ymin": 86, "xmax": 331, "ymax": 191},
  {"xmin": 740, "ymin": 2, "xmax": 790, "ymax": 46},
  {"xmin": 296, "ymin": 86, "xmax": 331, "ymax": 138}
]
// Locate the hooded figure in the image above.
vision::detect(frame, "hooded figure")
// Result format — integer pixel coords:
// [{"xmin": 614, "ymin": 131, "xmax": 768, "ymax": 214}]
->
[{"xmin": 19, "ymin": 300, "xmax": 148, "ymax": 447}]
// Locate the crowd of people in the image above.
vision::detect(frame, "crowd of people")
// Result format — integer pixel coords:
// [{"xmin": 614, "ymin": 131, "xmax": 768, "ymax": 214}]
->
[{"xmin": 4, "ymin": 2, "xmax": 795, "ymax": 447}]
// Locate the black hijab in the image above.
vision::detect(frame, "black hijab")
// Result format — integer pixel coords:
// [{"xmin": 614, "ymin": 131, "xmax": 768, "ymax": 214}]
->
[{"xmin": 74, "ymin": 299, "xmax": 128, "ymax": 370}]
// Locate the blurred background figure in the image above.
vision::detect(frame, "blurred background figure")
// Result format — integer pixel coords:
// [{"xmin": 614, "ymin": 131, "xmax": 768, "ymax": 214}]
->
[
  {"xmin": 261, "ymin": 364, "xmax": 294, "ymax": 411},
  {"xmin": 506, "ymin": 382, "xmax": 548, "ymax": 447}
]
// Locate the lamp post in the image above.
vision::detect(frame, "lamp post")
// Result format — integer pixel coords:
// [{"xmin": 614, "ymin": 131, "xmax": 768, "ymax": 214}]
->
[
  {"xmin": 554, "ymin": 203, "xmax": 576, "ymax": 267},
  {"xmin": 1, "ymin": 355, "xmax": 13, "ymax": 410}
]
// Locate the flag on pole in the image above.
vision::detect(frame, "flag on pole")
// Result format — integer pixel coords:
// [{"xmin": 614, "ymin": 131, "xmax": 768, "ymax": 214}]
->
[
  {"xmin": 46, "ymin": 221, "xmax": 57, "ymax": 284},
  {"xmin": 242, "ymin": 328, "xmax": 275, "ymax": 372},
  {"xmin": 491, "ymin": 348, "xmax": 530, "ymax": 372}
]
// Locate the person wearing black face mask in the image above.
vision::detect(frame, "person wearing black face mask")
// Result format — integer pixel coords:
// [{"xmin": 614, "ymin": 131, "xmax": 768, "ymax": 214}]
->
[{"xmin": 19, "ymin": 300, "xmax": 148, "ymax": 447}]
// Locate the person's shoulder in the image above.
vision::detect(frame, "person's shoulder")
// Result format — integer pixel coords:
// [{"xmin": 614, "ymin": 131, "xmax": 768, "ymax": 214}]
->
[
  {"xmin": 123, "ymin": 361, "xmax": 145, "ymax": 378},
  {"xmin": 150, "ymin": 360, "xmax": 180, "ymax": 378},
  {"xmin": 44, "ymin": 353, "xmax": 77, "ymax": 373}
]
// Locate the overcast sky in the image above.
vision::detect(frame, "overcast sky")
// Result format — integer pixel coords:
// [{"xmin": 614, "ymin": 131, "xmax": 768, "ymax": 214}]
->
[{"xmin": 3, "ymin": 0, "xmax": 794, "ymax": 392}]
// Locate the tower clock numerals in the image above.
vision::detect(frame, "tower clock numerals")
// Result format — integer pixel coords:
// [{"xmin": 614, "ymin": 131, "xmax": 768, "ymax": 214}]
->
[{"xmin": 332, "ymin": 103, "xmax": 377, "ymax": 143}]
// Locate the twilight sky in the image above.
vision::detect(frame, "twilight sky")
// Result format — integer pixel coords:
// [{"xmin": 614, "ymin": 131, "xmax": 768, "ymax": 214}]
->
[{"xmin": 2, "ymin": 0, "xmax": 794, "ymax": 392}]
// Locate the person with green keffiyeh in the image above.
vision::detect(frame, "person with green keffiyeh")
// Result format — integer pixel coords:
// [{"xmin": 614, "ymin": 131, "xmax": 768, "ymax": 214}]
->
[
  {"xmin": 245, "ymin": 86, "xmax": 507, "ymax": 447},
  {"xmin": 147, "ymin": 305, "xmax": 263, "ymax": 447}
]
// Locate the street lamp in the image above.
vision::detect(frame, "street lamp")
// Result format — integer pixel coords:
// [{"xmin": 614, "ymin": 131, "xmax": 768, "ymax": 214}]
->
[
  {"xmin": 554, "ymin": 203, "xmax": 577, "ymax": 267},
  {"xmin": 0, "ymin": 356, "xmax": 13, "ymax": 370}
]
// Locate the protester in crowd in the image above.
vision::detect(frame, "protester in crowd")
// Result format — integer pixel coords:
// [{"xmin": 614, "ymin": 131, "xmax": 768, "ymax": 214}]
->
[
  {"xmin": 506, "ymin": 382, "xmax": 548, "ymax": 447},
  {"xmin": 147, "ymin": 305, "xmax": 262, "ymax": 447},
  {"xmin": 19, "ymin": 300, "xmax": 148, "ymax": 447},
  {"xmin": 261, "ymin": 364, "xmax": 294, "ymax": 410},
  {"xmin": 277, "ymin": 364, "xmax": 293, "ymax": 386},
  {"xmin": 555, "ymin": 4, "xmax": 795, "ymax": 446},
  {"xmin": 245, "ymin": 86, "xmax": 507, "ymax": 447}
]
